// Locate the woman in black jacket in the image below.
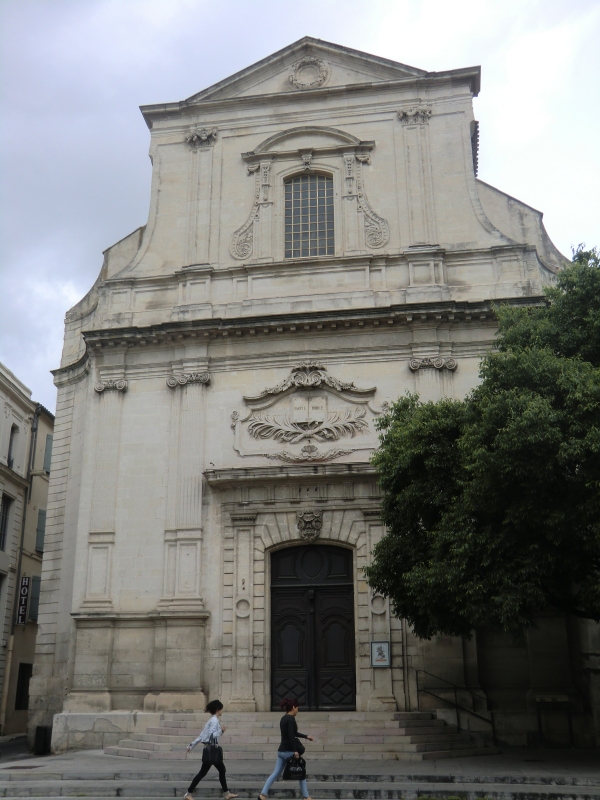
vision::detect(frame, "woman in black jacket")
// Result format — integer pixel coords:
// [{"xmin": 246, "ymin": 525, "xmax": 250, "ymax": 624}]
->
[{"xmin": 258, "ymin": 698, "xmax": 314, "ymax": 800}]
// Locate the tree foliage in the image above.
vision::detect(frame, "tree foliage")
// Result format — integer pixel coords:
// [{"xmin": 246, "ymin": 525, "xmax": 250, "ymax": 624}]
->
[{"xmin": 365, "ymin": 246, "xmax": 600, "ymax": 638}]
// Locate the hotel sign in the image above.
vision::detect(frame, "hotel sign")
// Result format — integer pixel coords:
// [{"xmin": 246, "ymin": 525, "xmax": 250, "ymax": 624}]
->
[{"xmin": 16, "ymin": 576, "xmax": 30, "ymax": 625}]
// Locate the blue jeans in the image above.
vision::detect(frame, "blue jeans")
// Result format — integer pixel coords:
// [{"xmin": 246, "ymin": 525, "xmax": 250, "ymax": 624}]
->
[{"xmin": 261, "ymin": 750, "xmax": 308, "ymax": 798}]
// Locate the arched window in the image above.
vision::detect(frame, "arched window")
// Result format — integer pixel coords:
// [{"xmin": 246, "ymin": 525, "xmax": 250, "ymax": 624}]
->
[{"xmin": 284, "ymin": 174, "xmax": 334, "ymax": 259}]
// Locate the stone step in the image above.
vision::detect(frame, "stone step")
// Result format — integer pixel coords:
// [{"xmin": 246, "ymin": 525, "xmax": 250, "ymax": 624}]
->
[
  {"xmin": 104, "ymin": 744, "xmax": 499, "ymax": 761},
  {"xmin": 157, "ymin": 716, "xmax": 437, "ymax": 729},
  {"xmin": 105, "ymin": 710, "xmax": 497, "ymax": 763},
  {"xmin": 161, "ymin": 711, "xmax": 408, "ymax": 722},
  {"xmin": 138, "ymin": 724, "xmax": 450, "ymax": 743},
  {"xmin": 125, "ymin": 729, "xmax": 470, "ymax": 749}
]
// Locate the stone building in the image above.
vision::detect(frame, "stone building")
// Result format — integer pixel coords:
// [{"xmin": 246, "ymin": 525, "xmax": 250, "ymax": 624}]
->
[
  {"xmin": 0, "ymin": 361, "xmax": 53, "ymax": 734},
  {"xmin": 29, "ymin": 38, "xmax": 599, "ymax": 751}
]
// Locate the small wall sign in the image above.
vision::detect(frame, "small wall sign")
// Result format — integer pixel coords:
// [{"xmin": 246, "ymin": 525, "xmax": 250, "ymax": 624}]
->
[
  {"xmin": 370, "ymin": 640, "xmax": 390, "ymax": 667},
  {"xmin": 17, "ymin": 576, "xmax": 30, "ymax": 625}
]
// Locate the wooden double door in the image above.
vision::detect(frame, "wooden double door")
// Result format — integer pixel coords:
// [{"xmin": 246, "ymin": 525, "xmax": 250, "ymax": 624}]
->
[{"xmin": 271, "ymin": 544, "xmax": 356, "ymax": 710}]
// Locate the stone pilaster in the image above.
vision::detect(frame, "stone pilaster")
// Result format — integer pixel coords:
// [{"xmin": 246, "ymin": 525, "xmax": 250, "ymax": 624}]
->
[
  {"xmin": 227, "ymin": 513, "xmax": 258, "ymax": 711},
  {"xmin": 160, "ymin": 372, "xmax": 209, "ymax": 612},
  {"xmin": 82, "ymin": 380, "xmax": 127, "ymax": 611}
]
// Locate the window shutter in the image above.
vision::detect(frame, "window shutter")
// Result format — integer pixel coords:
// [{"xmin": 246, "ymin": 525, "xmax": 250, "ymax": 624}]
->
[
  {"xmin": 43, "ymin": 435, "xmax": 53, "ymax": 473},
  {"xmin": 29, "ymin": 576, "xmax": 41, "ymax": 621},
  {"xmin": 35, "ymin": 509, "xmax": 46, "ymax": 553}
]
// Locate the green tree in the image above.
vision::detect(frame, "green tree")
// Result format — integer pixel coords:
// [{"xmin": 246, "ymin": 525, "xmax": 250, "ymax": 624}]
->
[{"xmin": 365, "ymin": 246, "xmax": 600, "ymax": 638}]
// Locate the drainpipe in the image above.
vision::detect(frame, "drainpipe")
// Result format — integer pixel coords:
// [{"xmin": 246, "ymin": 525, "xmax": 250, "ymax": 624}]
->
[{"xmin": 0, "ymin": 405, "xmax": 40, "ymax": 733}]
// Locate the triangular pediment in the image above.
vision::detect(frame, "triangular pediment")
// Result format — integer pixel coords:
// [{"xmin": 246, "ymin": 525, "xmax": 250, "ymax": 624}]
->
[{"xmin": 185, "ymin": 37, "xmax": 426, "ymax": 103}]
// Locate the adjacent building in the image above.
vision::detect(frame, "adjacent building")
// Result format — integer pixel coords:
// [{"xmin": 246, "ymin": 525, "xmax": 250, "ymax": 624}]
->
[
  {"xmin": 0, "ymin": 361, "xmax": 53, "ymax": 734},
  {"xmin": 28, "ymin": 38, "xmax": 599, "ymax": 751}
]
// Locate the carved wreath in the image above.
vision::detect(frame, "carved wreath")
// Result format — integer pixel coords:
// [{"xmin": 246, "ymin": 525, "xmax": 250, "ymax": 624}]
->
[
  {"xmin": 247, "ymin": 407, "xmax": 368, "ymax": 444},
  {"xmin": 289, "ymin": 57, "xmax": 329, "ymax": 90}
]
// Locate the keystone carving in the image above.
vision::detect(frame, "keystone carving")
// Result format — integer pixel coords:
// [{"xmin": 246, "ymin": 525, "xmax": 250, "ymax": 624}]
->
[
  {"xmin": 296, "ymin": 510, "xmax": 323, "ymax": 540},
  {"xmin": 95, "ymin": 379, "xmax": 127, "ymax": 393},
  {"xmin": 397, "ymin": 106, "xmax": 432, "ymax": 125},
  {"xmin": 186, "ymin": 126, "xmax": 218, "ymax": 147},
  {"xmin": 409, "ymin": 357, "xmax": 457, "ymax": 371},
  {"xmin": 166, "ymin": 372, "xmax": 211, "ymax": 388}
]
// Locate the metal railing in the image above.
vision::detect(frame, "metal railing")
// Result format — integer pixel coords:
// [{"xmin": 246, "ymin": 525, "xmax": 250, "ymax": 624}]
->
[{"xmin": 416, "ymin": 668, "xmax": 496, "ymax": 744}]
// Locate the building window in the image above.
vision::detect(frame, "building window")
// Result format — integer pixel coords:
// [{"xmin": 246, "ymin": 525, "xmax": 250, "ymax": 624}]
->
[
  {"xmin": 284, "ymin": 174, "xmax": 334, "ymax": 259},
  {"xmin": 7, "ymin": 424, "xmax": 18, "ymax": 469},
  {"xmin": 0, "ymin": 494, "xmax": 12, "ymax": 551},
  {"xmin": 14, "ymin": 663, "xmax": 33, "ymax": 711}
]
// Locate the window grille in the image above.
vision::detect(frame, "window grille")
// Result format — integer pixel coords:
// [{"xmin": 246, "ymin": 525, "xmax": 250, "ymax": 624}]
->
[{"xmin": 284, "ymin": 174, "xmax": 334, "ymax": 258}]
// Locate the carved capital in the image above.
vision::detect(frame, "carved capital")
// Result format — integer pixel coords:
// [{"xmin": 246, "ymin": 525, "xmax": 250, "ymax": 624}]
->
[
  {"xmin": 186, "ymin": 126, "xmax": 218, "ymax": 147},
  {"xmin": 166, "ymin": 372, "xmax": 211, "ymax": 388},
  {"xmin": 296, "ymin": 510, "xmax": 323, "ymax": 540},
  {"xmin": 409, "ymin": 357, "xmax": 457, "ymax": 371},
  {"xmin": 95, "ymin": 379, "xmax": 127, "ymax": 393},
  {"xmin": 397, "ymin": 106, "xmax": 432, "ymax": 125}
]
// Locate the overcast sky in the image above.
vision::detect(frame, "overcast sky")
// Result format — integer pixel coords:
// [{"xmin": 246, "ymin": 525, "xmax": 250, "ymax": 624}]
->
[{"xmin": 1, "ymin": 0, "xmax": 598, "ymax": 411}]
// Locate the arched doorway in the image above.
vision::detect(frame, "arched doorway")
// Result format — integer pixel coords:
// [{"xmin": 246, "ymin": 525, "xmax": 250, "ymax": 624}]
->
[{"xmin": 270, "ymin": 544, "xmax": 356, "ymax": 710}]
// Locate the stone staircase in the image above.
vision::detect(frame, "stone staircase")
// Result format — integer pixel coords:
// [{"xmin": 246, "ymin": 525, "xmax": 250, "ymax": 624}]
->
[{"xmin": 104, "ymin": 710, "xmax": 498, "ymax": 761}]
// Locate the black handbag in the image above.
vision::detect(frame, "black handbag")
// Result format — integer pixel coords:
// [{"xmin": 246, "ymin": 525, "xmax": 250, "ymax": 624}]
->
[
  {"xmin": 282, "ymin": 754, "xmax": 306, "ymax": 781},
  {"xmin": 294, "ymin": 737, "xmax": 305, "ymax": 756},
  {"xmin": 202, "ymin": 734, "xmax": 223, "ymax": 764}
]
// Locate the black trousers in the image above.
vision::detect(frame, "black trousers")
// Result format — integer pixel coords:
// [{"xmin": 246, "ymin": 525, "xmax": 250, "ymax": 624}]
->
[{"xmin": 188, "ymin": 760, "xmax": 228, "ymax": 792}]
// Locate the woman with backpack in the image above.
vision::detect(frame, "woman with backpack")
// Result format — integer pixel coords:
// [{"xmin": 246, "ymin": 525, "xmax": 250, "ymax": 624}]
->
[
  {"xmin": 258, "ymin": 697, "xmax": 314, "ymax": 800},
  {"xmin": 184, "ymin": 699, "xmax": 239, "ymax": 800}
]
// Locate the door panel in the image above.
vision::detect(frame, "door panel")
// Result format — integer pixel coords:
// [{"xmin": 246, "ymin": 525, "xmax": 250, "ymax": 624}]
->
[
  {"xmin": 315, "ymin": 587, "xmax": 355, "ymax": 709},
  {"xmin": 271, "ymin": 588, "xmax": 309, "ymax": 709},
  {"xmin": 271, "ymin": 546, "xmax": 355, "ymax": 710}
]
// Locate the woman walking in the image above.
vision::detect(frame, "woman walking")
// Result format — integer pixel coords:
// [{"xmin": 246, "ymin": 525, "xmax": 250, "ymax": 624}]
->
[
  {"xmin": 258, "ymin": 698, "xmax": 314, "ymax": 800},
  {"xmin": 184, "ymin": 699, "xmax": 239, "ymax": 800}
]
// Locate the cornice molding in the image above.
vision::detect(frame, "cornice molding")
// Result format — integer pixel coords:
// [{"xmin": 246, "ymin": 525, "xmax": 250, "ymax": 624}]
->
[
  {"xmin": 72, "ymin": 611, "xmax": 210, "ymax": 624},
  {"xmin": 140, "ymin": 68, "xmax": 481, "ymax": 128},
  {"xmin": 52, "ymin": 293, "xmax": 543, "ymax": 379},
  {"xmin": 79, "ymin": 296, "xmax": 540, "ymax": 352},
  {"xmin": 0, "ymin": 462, "xmax": 29, "ymax": 489},
  {"xmin": 205, "ymin": 462, "xmax": 378, "ymax": 488}
]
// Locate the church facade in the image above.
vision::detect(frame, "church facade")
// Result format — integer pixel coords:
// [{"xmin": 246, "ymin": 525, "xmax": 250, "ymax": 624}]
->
[{"xmin": 29, "ymin": 38, "xmax": 599, "ymax": 750}]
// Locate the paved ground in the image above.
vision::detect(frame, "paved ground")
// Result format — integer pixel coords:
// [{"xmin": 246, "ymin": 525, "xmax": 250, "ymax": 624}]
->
[
  {"xmin": 1, "ymin": 744, "xmax": 599, "ymax": 778},
  {"xmin": 0, "ymin": 744, "xmax": 598, "ymax": 798}
]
